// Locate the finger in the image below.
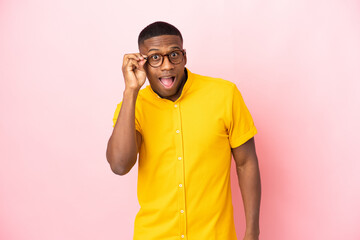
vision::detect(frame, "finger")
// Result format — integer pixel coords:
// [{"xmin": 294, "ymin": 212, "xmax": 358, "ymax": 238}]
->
[
  {"xmin": 135, "ymin": 53, "xmax": 146, "ymax": 60},
  {"xmin": 123, "ymin": 53, "xmax": 147, "ymax": 69},
  {"xmin": 126, "ymin": 59, "xmax": 140, "ymax": 71},
  {"xmin": 137, "ymin": 59, "xmax": 147, "ymax": 71},
  {"xmin": 123, "ymin": 54, "xmax": 139, "ymax": 69},
  {"xmin": 123, "ymin": 53, "xmax": 146, "ymax": 62},
  {"xmin": 123, "ymin": 53, "xmax": 139, "ymax": 60}
]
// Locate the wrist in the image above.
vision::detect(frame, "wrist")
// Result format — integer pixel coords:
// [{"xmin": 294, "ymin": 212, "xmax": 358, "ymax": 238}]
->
[
  {"xmin": 245, "ymin": 229, "xmax": 260, "ymax": 237},
  {"xmin": 123, "ymin": 88, "xmax": 139, "ymax": 98},
  {"xmin": 245, "ymin": 217, "xmax": 260, "ymax": 236}
]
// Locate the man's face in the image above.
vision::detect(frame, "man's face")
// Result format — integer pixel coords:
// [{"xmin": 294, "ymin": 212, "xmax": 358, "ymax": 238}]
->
[{"xmin": 139, "ymin": 35, "xmax": 187, "ymax": 101}]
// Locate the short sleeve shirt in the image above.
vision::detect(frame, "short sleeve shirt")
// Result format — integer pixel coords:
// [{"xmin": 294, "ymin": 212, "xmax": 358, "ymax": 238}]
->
[{"xmin": 112, "ymin": 68, "xmax": 257, "ymax": 240}]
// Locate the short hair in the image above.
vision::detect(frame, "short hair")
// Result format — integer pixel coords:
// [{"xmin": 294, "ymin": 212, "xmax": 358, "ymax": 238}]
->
[{"xmin": 138, "ymin": 21, "xmax": 183, "ymax": 46}]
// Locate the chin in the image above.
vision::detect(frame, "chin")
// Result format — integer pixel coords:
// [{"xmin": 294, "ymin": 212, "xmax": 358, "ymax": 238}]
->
[{"xmin": 159, "ymin": 89, "xmax": 177, "ymax": 98}]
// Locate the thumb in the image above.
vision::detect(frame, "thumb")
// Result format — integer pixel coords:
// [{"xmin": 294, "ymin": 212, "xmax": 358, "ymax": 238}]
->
[
  {"xmin": 135, "ymin": 59, "xmax": 147, "ymax": 81},
  {"xmin": 137, "ymin": 59, "xmax": 147, "ymax": 72}
]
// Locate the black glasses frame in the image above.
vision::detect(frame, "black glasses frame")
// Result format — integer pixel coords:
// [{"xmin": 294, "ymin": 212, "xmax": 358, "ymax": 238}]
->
[{"xmin": 144, "ymin": 49, "xmax": 186, "ymax": 68}]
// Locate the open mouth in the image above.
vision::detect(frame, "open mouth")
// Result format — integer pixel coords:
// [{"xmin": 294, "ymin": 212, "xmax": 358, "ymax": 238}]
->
[{"xmin": 159, "ymin": 77, "xmax": 175, "ymax": 89}]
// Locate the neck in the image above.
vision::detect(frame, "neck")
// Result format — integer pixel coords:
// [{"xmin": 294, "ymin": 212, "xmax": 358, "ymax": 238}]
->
[{"xmin": 165, "ymin": 68, "xmax": 188, "ymax": 102}]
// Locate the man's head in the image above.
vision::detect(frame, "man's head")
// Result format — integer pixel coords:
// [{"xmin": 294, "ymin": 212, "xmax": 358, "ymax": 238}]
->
[
  {"xmin": 138, "ymin": 21, "xmax": 183, "ymax": 47},
  {"xmin": 138, "ymin": 21, "xmax": 187, "ymax": 101}
]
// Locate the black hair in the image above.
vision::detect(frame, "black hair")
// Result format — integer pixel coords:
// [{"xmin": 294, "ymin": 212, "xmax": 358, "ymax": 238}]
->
[{"xmin": 138, "ymin": 21, "xmax": 183, "ymax": 46}]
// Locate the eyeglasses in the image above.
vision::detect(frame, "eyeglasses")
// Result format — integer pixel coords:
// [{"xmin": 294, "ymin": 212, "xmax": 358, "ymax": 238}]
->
[{"xmin": 144, "ymin": 50, "xmax": 186, "ymax": 68}]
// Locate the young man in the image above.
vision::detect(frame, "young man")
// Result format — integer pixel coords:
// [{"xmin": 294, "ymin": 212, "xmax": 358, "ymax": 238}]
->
[{"xmin": 106, "ymin": 21, "xmax": 261, "ymax": 240}]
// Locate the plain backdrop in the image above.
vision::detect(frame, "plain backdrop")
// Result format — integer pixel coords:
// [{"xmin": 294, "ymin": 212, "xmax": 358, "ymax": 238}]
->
[{"xmin": 1, "ymin": 0, "xmax": 360, "ymax": 239}]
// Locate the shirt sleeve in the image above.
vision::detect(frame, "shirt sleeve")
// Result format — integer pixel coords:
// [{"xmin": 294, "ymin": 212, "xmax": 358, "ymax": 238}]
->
[
  {"xmin": 112, "ymin": 101, "xmax": 142, "ymax": 133},
  {"xmin": 228, "ymin": 84, "xmax": 257, "ymax": 148}
]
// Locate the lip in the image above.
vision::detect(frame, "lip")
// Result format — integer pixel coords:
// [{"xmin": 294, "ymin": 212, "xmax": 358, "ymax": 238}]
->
[{"xmin": 159, "ymin": 76, "xmax": 176, "ymax": 89}]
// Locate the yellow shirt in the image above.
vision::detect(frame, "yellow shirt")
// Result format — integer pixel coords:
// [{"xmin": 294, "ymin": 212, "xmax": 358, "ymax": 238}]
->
[{"xmin": 112, "ymin": 68, "xmax": 257, "ymax": 240}]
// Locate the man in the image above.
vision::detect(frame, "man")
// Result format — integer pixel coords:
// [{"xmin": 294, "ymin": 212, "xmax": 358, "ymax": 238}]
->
[{"xmin": 106, "ymin": 21, "xmax": 261, "ymax": 240}]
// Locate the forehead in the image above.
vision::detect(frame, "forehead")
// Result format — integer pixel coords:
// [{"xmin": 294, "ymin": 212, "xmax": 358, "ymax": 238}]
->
[{"xmin": 139, "ymin": 35, "xmax": 183, "ymax": 53}]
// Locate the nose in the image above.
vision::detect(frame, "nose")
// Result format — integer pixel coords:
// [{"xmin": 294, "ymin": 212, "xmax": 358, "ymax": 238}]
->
[{"xmin": 160, "ymin": 55, "xmax": 174, "ymax": 71}]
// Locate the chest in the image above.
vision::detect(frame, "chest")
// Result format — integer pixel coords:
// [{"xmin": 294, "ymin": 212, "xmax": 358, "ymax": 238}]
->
[{"xmin": 140, "ymin": 96, "xmax": 229, "ymax": 150}]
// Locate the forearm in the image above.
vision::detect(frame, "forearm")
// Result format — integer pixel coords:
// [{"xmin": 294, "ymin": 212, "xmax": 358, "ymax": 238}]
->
[
  {"xmin": 106, "ymin": 89, "xmax": 139, "ymax": 175},
  {"xmin": 236, "ymin": 157, "xmax": 261, "ymax": 235}
]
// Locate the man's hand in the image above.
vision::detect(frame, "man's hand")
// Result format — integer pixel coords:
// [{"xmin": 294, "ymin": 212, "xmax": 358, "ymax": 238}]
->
[{"xmin": 122, "ymin": 53, "xmax": 147, "ymax": 91}]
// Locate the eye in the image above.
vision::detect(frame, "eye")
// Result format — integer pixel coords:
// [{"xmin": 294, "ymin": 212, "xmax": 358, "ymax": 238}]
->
[
  {"xmin": 150, "ymin": 54, "xmax": 160, "ymax": 60},
  {"xmin": 170, "ymin": 51, "xmax": 179, "ymax": 58}
]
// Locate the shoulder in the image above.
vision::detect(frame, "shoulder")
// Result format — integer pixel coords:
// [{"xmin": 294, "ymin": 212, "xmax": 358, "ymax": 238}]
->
[
  {"xmin": 116, "ymin": 87, "xmax": 148, "ymax": 107},
  {"xmin": 137, "ymin": 87, "xmax": 148, "ymax": 101},
  {"xmin": 189, "ymin": 70, "xmax": 237, "ymax": 94}
]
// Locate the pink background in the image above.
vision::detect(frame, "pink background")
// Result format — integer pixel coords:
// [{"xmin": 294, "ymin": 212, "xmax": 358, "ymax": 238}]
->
[{"xmin": 1, "ymin": 0, "xmax": 360, "ymax": 239}]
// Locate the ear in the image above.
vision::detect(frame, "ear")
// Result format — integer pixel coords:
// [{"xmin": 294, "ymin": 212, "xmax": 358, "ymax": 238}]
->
[{"xmin": 183, "ymin": 49, "xmax": 187, "ymax": 65}]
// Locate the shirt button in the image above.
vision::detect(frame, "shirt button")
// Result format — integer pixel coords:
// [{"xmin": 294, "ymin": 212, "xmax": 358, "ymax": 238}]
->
[
  {"xmin": 174, "ymin": 104, "xmax": 178, "ymax": 108},
  {"xmin": 176, "ymin": 130, "xmax": 180, "ymax": 133},
  {"xmin": 179, "ymin": 184, "xmax": 182, "ymax": 187},
  {"xmin": 181, "ymin": 235, "xmax": 185, "ymax": 238},
  {"xmin": 178, "ymin": 157, "xmax": 182, "ymax": 160},
  {"xmin": 180, "ymin": 209, "xmax": 184, "ymax": 213}
]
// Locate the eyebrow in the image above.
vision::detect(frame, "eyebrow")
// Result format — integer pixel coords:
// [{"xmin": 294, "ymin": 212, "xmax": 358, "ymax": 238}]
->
[
  {"xmin": 147, "ymin": 46, "xmax": 181, "ymax": 53},
  {"xmin": 148, "ymin": 48, "xmax": 160, "ymax": 53}
]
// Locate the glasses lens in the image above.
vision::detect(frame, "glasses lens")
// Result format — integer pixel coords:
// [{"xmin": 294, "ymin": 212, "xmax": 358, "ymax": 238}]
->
[
  {"xmin": 169, "ymin": 50, "xmax": 183, "ymax": 64},
  {"xmin": 148, "ymin": 54, "xmax": 163, "ymax": 67}
]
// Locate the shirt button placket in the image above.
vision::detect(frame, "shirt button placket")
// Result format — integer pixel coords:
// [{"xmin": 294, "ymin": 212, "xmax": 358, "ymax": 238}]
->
[{"xmin": 173, "ymin": 102, "xmax": 187, "ymax": 239}]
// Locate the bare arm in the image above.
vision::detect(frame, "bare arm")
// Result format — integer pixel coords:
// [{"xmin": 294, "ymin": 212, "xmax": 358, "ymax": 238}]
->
[
  {"xmin": 232, "ymin": 137, "xmax": 261, "ymax": 240},
  {"xmin": 106, "ymin": 53, "xmax": 147, "ymax": 175}
]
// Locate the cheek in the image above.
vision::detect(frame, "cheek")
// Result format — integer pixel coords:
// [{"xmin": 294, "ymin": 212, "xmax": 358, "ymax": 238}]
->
[
  {"xmin": 176, "ymin": 64, "xmax": 186, "ymax": 77},
  {"xmin": 144, "ymin": 67, "xmax": 155, "ymax": 79},
  {"xmin": 146, "ymin": 70, "xmax": 159, "ymax": 83}
]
